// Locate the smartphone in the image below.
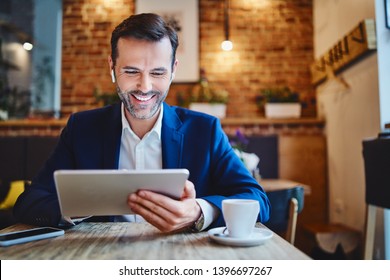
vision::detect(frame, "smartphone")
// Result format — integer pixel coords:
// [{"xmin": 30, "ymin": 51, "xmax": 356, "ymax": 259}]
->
[{"xmin": 0, "ymin": 227, "xmax": 64, "ymax": 247}]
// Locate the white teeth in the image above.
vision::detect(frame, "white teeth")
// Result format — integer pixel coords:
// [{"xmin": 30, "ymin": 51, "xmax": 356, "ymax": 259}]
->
[{"xmin": 133, "ymin": 95, "xmax": 153, "ymax": 102}]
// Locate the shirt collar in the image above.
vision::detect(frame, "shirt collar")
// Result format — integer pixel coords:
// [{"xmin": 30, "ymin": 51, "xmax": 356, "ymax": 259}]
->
[{"xmin": 121, "ymin": 103, "xmax": 163, "ymax": 140}]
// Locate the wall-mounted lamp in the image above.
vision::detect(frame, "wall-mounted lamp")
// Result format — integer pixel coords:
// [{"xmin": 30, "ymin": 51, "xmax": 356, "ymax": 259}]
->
[{"xmin": 221, "ymin": 0, "xmax": 233, "ymax": 51}]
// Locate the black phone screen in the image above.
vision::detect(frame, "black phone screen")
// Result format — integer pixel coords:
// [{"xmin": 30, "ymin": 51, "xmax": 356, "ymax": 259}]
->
[{"xmin": 0, "ymin": 228, "xmax": 60, "ymax": 241}]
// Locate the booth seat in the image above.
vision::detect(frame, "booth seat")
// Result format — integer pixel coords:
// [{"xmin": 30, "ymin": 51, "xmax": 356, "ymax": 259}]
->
[{"xmin": 0, "ymin": 136, "xmax": 59, "ymax": 229}]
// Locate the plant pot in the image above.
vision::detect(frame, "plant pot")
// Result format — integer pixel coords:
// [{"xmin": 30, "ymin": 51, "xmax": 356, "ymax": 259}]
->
[
  {"xmin": 0, "ymin": 109, "xmax": 8, "ymax": 120},
  {"xmin": 189, "ymin": 103, "xmax": 227, "ymax": 118},
  {"xmin": 265, "ymin": 103, "xmax": 301, "ymax": 119}
]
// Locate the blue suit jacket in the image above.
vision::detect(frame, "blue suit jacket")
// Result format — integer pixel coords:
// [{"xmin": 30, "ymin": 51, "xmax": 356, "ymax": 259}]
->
[{"xmin": 14, "ymin": 103, "xmax": 270, "ymax": 228}]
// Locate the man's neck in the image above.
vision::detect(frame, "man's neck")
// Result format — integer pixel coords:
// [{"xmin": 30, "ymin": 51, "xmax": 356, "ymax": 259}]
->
[{"xmin": 125, "ymin": 110, "xmax": 160, "ymax": 139}]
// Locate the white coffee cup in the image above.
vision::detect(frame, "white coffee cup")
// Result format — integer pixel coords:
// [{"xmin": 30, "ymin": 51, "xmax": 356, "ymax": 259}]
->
[{"xmin": 222, "ymin": 199, "xmax": 260, "ymax": 238}]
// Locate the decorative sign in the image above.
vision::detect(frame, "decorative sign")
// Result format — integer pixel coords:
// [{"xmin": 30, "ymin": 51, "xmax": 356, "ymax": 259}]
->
[{"xmin": 310, "ymin": 19, "xmax": 376, "ymax": 86}]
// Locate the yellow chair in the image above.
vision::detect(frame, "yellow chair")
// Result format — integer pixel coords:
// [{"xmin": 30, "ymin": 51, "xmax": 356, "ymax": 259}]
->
[{"xmin": 0, "ymin": 180, "xmax": 26, "ymax": 209}]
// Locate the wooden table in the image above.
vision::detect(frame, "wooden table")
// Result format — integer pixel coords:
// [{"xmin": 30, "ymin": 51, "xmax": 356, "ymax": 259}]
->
[
  {"xmin": 0, "ymin": 222, "xmax": 311, "ymax": 260},
  {"xmin": 260, "ymin": 178, "xmax": 311, "ymax": 195}
]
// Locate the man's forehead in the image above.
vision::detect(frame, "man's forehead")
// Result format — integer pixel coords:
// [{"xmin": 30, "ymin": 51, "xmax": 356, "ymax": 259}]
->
[
  {"xmin": 117, "ymin": 37, "xmax": 172, "ymax": 56},
  {"xmin": 117, "ymin": 36, "xmax": 172, "ymax": 51}
]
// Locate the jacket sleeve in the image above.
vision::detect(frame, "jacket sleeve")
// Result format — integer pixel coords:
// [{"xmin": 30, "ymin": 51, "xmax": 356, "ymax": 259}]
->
[
  {"xmin": 180, "ymin": 116, "xmax": 271, "ymax": 229},
  {"xmin": 13, "ymin": 105, "xmax": 122, "ymax": 227}
]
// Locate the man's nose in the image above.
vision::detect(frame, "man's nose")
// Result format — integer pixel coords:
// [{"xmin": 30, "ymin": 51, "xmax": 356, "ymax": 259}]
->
[{"xmin": 137, "ymin": 74, "xmax": 152, "ymax": 93}]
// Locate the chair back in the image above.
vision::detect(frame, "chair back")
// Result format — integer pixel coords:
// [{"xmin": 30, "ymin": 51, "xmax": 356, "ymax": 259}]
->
[
  {"xmin": 229, "ymin": 134, "xmax": 279, "ymax": 178},
  {"xmin": 362, "ymin": 136, "xmax": 390, "ymax": 208},
  {"xmin": 362, "ymin": 134, "xmax": 390, "ymax": 259},
  {"xmin": 264, "ymin": 186, "xmax": 304, "ymax": 243}
]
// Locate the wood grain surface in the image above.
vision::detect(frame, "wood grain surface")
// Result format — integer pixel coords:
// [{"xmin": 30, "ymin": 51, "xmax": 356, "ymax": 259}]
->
[{"xmin": 0, "ymin": 222, "xmax": 311, "ymax": 260}]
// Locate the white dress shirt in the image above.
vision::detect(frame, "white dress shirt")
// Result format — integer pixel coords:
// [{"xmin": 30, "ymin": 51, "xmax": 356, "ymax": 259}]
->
[{"xmin": 115, "ymin": 104, "xmax": 217, "ymax": 230}]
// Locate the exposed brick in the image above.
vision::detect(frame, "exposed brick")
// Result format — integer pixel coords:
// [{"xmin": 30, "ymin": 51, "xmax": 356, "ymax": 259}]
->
[{"xmin": 60, "ymin": 0, "xmax": 314, "ymax": 118}]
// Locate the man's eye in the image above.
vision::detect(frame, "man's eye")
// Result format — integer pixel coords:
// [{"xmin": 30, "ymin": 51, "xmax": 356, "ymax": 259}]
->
[
  {"xmin": 125, "ymin": 71, "xmax": 138, "ymax": 75},
  {"xmin": 151, "ymin": 72, "xmax": 165, "ymax": 76}
]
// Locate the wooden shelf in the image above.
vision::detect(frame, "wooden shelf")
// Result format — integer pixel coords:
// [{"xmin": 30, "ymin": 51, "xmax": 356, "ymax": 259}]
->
[
  {"xmin": 0, "ymin": 117, "xmax": 325, "ymax": 137},
  {"xmin": 221, "ymin": 117, "xmax": 325, "ymax": 126},
  {"xmin": 0, "ymin": 118, "xmax": 67, "ymax": 127},
  {"xmin": 0, "ymin": 118, "xmax": 67, "ymax": 136},
  {"xmin": 0, "ymin": 117, "xmax": 324, "ymax": 127}
]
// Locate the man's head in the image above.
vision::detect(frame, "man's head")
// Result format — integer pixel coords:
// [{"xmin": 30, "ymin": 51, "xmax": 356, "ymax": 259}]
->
[
  {"xmin": 108, "ymin": 13, "xmax": 179, "ymax": 121},
  {"xmin": 110, "ymin": 13, "xmax": 178, "ymax": 71}
]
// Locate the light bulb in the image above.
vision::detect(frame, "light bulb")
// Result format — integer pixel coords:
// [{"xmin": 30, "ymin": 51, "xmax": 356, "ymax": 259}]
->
[
  {"xmin": 221, "ymin": 40, "xmax": 233, "ymax": 51},
  {"xmin": 23, "ymin": 42, "xmax": 33, "ymax": 51}
]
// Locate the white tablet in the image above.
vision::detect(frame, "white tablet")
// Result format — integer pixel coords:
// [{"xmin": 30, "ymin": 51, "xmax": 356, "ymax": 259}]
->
[{"xmin": 54, "ymin": 169, "xmax": 189, "ymax": 217}]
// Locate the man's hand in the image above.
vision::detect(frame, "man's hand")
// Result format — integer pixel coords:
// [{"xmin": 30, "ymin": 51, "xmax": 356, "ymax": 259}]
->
[{"xmin": 127, "ymin": 180, "xmax": 201, "ymax": 232}]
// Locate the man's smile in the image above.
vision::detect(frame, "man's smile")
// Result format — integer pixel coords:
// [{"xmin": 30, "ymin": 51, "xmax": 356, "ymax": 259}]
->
[{"xmin": 132, "ymin": 93, "xmax": 155, "ymax": 102}]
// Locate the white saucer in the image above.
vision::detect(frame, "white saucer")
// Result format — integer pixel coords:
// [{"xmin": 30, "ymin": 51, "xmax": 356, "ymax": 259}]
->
[{"xmin": 208, "ymin": 227, "xmax": 273, "ymax": 247}]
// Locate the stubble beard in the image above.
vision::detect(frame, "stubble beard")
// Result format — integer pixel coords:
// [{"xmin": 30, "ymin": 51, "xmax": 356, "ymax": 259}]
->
[{"xmin": 117, "ymin": 86, "xmax": 168, "ymax": 120}]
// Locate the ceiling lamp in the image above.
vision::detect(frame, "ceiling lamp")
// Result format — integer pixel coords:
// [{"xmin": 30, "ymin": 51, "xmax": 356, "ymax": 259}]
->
[{"xmin": 221, "ymin": 0, "xmax": 233, "ymax": 51}]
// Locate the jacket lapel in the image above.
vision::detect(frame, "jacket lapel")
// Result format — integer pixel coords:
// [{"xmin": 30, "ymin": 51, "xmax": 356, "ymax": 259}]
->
[
  {"xmin": 102, "ymin": 103, "xmax": 122, "ymax": 169},
  {"xmin": 161, "ymin": 103, "xmax": 184, "ymax": 168}
]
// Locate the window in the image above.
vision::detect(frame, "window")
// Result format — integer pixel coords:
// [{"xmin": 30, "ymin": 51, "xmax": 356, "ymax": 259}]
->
[{"xmin": 0, "ymin": 0, "xmax": 62, "ymax": 119}]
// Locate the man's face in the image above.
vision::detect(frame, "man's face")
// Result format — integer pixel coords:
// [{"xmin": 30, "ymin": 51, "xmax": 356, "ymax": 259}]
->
[{"xmin": 110, "ymin": 37, "xmax": 177, "ymax": 120}]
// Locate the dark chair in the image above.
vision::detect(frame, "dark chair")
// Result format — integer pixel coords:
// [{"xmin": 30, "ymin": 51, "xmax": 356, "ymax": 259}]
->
[
  {"xmin": 229, "ymin": 134, "xmax": 278, "ymax": 179},
  {"xmin": 245, "ymin": 135, "xmax": 279, "ymax": 179},
  {"xmin": 362, "ymin": 134, "xmax": 390, "ymax": 259},
  {"xmin": 264, "ymin": 186, "xmax": 304, "ymax": 244}
]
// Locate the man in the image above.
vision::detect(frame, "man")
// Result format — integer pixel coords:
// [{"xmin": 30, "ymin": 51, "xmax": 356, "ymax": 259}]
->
[{"xmin": 14, "ymin": 13, "xmax": 270, "ymax": 232}]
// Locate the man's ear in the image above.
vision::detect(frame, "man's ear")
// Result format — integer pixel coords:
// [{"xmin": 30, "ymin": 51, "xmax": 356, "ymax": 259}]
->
[
  {"xmin": 171, "ymin": 59, "xmax": 178, "ymax": 82},
  {"xmin": 108, "ymin": 56, "xmax": 115, "ymax": 82}
]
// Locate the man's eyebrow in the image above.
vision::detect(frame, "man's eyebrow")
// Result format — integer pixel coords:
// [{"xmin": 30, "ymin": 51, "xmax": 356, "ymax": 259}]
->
[
  {"xmin": 120, "ymin": 66, "xmax": 167, "ymax": 72},
  {"xmin": 121, "ymin": 66, "xmax": 139, "ymax": 71},
  {"xmin": 151, "ymin": 67, "xmax": 168, "ymax": 72}
]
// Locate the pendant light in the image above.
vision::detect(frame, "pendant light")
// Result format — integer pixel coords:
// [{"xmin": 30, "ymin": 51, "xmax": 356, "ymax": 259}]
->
[{"xmin": 221, "ymin": 0, "xmax": 233, "ymax": 51}]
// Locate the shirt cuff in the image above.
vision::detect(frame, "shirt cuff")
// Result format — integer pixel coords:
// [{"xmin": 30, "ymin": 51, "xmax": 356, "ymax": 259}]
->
[{"xmin": 195, "ymin": 198, "xmax": 219, "ymax": 231}]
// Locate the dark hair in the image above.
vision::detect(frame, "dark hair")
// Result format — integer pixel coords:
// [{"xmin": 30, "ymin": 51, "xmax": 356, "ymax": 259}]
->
[{"xmin": 111, "ymin": 13, "xmax": 179, "ymax": 70}]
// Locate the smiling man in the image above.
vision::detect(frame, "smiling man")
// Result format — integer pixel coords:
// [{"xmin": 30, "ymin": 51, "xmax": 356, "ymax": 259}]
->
[{"xmin": 14, "ymin": 13, "xmax": 270, "ymax": 233}]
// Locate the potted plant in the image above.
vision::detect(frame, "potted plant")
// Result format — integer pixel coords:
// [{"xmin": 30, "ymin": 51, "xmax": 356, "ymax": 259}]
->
[
  {"xmin": 0, "ymin": 81, "xmax": 30, "ymax": 120},
  {"xmin": 256, "ymin": 87, "xmax": 301, "ymax": 118},
  {"xmin": 93, "ymin": 87, "xmax": 120, "ymax": 106},
  {"xmin": 229, "ymin": 129, "xmax": 260, "ymax": 179},
  {"xmin": 177, "ymin": 69, "xmax": 229, "ymax": 118},
  {"xmin": 0, "ymin": 80, "xmax": 8, "ymax": 120}
]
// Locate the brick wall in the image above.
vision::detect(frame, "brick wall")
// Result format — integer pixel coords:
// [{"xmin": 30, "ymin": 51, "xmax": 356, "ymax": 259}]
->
[{"xmin": 61, "ymin": 0, "xmax": 314, "ymax": 118}]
